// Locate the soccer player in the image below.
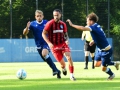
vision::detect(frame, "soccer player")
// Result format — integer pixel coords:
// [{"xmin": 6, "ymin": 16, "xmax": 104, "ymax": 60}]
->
[
  {"xmin": 42, "ymin": 9, "xmax": 76, "ymax": 81},
  {"xmin": 23, "ymin": 10, "xmax": 61, "ymax": 79},
  {"xmin": 81, "ymin": 31, "xmax": 96, "ymax": 69},
  {"xmin": 67, "ymin": 12, "xmax": 120, "ymax": 80}
]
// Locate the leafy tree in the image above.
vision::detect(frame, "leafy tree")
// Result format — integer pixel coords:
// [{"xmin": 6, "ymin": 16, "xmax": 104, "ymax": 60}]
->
[{"xmin": 0, "ymin": 0, "xmax": 10, "ymax": 38}]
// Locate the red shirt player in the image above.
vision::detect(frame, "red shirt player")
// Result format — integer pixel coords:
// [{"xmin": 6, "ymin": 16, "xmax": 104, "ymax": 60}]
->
[{"xmin": 42, "ymin": 9, "xmax": 76, "ymax": 81}]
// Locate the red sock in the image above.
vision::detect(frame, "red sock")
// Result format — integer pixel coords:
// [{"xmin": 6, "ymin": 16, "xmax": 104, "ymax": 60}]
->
[{"xmin": 69, "ymin": 65, "xmax": 74, "ymax": 73}]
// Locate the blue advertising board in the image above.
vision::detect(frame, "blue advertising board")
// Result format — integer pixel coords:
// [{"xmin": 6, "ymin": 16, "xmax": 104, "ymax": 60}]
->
[{"xmin": 0, "ymin": 38, "xmax": 112, "ymax": 62}]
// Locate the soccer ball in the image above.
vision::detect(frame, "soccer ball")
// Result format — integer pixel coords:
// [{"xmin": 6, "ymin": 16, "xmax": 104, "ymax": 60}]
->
[{"xmin": 16, "ymin": 69, "xmax": 27, "ymax": 80}]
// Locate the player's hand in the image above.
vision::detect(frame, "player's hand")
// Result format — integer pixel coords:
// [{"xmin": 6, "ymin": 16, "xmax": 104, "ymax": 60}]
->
[
  {"xmin": 48, "ymin": 43, "xmax": 54, "ymax": 49},
  {"xmin": 65, "ymin": 40, "xmax": 69, "ymax": 45},
  {"xmin": 89, "ymin": 40, "xmax": 94, "ymax": 46},
  {"xmin": 81, "ymin": 38, "xmax": 84, "ymax": 41},
  {"xmin": 66, "ymin": 19, "xmax": 73, "ymax": 26},
  {"xmin": 26, "ymin": 21, "xmax": 31, "ymax": 28}
]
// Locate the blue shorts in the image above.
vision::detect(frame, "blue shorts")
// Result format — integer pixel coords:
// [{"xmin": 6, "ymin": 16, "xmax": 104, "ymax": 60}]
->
[
  {"xmin": 37, "ymin": 44, "xmax": 50, "ymax": 61},
  {"xmin": 95, "ymin": 48, "xmax": 113, "ymax": 67}
]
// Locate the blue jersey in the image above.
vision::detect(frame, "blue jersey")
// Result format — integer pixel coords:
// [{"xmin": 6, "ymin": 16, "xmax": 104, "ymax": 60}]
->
[
  {"xmin": 89, "ymin": 23, "xmax": 109, "ymax": 50},
  {"xmin": 29, "ymin": 20, "xmax": 48, "ymax": 47}
]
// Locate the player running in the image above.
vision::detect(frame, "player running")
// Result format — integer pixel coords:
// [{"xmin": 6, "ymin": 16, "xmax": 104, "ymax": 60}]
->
[
  {"xmin": 23, "ymin": 10, "xmax": 61, "ymax": 79},
  {"xmin": 42, "ymin": 9, "xmax": 76, "ymax": 81},
  {"xmin": 67, "ymin": 12, "xmax": 120, "ymax": 80}
]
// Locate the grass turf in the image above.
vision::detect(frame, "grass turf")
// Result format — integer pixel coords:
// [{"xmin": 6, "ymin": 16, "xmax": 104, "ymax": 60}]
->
[{"xmin": 0, "ymin": 62, "xmax": 120, "ymax": 90}]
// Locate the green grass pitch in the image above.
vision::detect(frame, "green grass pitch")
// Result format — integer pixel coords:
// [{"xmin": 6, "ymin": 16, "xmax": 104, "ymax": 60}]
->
[{"xmin": 0, "ymin": 62, "xmax": 120, "ymax": 90}]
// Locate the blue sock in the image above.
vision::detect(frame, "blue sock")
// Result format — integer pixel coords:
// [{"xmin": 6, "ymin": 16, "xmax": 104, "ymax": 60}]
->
[
  {"xmin": 105, "ymin": 68, "xmax": 113, "ymax": 76},
  {"xmin": 37, "ymin": 49, "xmax": 59, "ymax": 72},
  {"xmin": 45, "ymin": 55, "xmax": 58, "ymax": 72},
  {"xmin": 108, "ymin": 61, "xmax": 114, "ymax": 65}
]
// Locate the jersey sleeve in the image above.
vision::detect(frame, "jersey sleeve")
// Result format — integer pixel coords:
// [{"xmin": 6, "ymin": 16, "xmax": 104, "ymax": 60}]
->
[
  {"xmin": 63, "ymin": 22, "xmax": 67, "ymax": 32},
  {"xmin": 44, "ymin": 21, "xmax": 51, "ymax": 31},
  {"xmin": 85, "ymin": 26, "xmax": 92, "ymax": 31},
  {"xmin": 89, "ymin": 26, "xmax": 94, "ymax": 31}
]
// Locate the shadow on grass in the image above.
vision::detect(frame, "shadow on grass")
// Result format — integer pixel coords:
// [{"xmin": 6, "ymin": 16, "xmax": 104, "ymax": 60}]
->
[{"xmin": 0, "ymin": 78, "xmax": 120, "ymax": 90}]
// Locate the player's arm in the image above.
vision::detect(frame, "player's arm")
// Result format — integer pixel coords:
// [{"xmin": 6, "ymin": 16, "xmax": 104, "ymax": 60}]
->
[
  {"xmin": 42, "ymin": 30, "xmax": 50, "ymax": 44},
  {"xmin": 66, "ymin": 19, "xmax": 90, "ymax": 31},
  {"xmin": 81, "ymin": 31, "xmax": 85, "ymax": 40},
  {"xmin": 42, "ymin": 30, "xmax": 53, "ymax": 49},
  {"xmin": 23, "ymin": 21, "xmax": 30, "ymax": 35},
  {"xmin": 89, "ymin": 40, "xmax": 95, "ymax": 46},
  {"xmin": 64, "ymin": 32, "xmax": 69, "ymax": 44}
]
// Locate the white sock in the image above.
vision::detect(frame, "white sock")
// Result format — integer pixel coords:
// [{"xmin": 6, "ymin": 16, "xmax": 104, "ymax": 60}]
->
[
  {"xmin": 62, "ymin": 68, "xmax": 66, "ymax": 71},
  {"xmin": 70, "ymin": 73, "xmax": 74, "ymax": 78}
]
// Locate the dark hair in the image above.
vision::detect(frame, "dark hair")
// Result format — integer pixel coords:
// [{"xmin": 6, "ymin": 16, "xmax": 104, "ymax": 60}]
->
[
  {"xmin": 87, "ymin": 12, "xmax": 99, "ymax": 22},
  {"xmin": 53, "ymin": 9, "xmax": 62, "ymax": 14}
]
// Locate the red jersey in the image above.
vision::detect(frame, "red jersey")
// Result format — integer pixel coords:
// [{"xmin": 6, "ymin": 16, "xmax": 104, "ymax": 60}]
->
[{"xmin": 44, "ymin": 19, "xmax": 67, "ymax": 45}]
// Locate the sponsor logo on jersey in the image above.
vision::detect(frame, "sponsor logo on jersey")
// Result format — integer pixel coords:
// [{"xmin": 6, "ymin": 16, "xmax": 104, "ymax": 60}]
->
[
  {"xmin": 53, "ymin": 30, "xmax": 63, "ymax": 33},
  {"xmin": 60, "ymin": 25, "xmax": 63, "ymax": 29}
]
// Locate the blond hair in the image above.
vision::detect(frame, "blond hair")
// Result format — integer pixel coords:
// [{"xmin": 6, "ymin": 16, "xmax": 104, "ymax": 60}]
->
[{"xmin": 35, "ymin": 10, "xmax": 43, "ymax": 15}]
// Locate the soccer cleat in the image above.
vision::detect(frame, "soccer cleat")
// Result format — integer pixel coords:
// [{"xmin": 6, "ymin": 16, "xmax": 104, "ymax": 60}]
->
[
  {"xmin": 92, "ymin": 66, "xmax": 95, "ymax": 69},
  {"xmin": 107, "ymin": 74, "xmax": 115, "ymax": 80},
  {"xmin": 53, "ymin": 71, "xmax": 58, "ymax": 76},
  {"xmin": 70, "ymin": 76, "xmax": 76, "ymax": 81},
  {"xmin": 115, "ymin": 61, "xmax": 120, "ymax": 70},
  {"xmin": 62, "ymin": 69, "xmax": 67, "ymax": 76},
  {"xmin": 84, "ymin": 67, "xmax": 88, "ymax": 69},
  {"xmin": 57, "ymin": 70, "xmax": 61, "ymax": 79}
]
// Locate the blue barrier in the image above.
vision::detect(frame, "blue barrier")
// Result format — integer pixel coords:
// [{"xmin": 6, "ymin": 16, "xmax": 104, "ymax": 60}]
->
[{"xmin": 0, "ymin": 38, "xmax": 112, "ymax": 62}]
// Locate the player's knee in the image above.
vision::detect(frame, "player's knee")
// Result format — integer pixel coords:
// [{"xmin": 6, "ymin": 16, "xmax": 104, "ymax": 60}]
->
[
  {"xmin": 42, "ymin": 49, "xmax": 49, "ymax": 58},
  {"xmin": 85, "ymin": 51, "xmax": 89, "ymax": 56},
  {"xmin": 102, "ymin": 67, "xmax": 107, "ymax": 72},
  {"xmin": 90, "ymin": 53, "xmax": 94, "ymax": 57},
  {"xmin": 66, "ymin": 55, "xmax": 71, "ymax": 60},
  {"xmin": 94, "ymin": 61, "xmax": 101, "ymax": 67},
  {"xmin": 42, "ymin": 54, "xmax": 46, "ymax": 57},
  {"xmin": 44, "ymin": 54, "xmax": 49, "ymax": 59},
  {"xmin": 61, "ymin": 64, "xmax": 66, "ymax": 68},
  {"xmin": 59, "ymin": 59, "xmax": 66, "ymax": 68}
]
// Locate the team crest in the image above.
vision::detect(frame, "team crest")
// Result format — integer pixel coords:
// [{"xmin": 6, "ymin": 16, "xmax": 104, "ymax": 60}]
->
[{"xmin": 60, "ymin": 25, "xmax": 63, "ymax": 29}]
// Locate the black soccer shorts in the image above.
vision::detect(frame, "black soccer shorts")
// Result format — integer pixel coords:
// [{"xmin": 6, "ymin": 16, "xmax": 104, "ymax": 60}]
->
[{"xmin": 84, "ymin": 40, "xmax": 96, "ymax": 53}]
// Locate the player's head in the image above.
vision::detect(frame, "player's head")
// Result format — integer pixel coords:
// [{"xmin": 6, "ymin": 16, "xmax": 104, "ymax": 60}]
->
[
  {"xmin": 53, "ymin": 9, "xmax": 62, "ymax": 23},
  {"xmin": 86, "ymin": 12, "xmax": 99, "ymax": 26},
  {"xmin": 35, "ymin": 10, "xmax": 44, "ymax": 22}
]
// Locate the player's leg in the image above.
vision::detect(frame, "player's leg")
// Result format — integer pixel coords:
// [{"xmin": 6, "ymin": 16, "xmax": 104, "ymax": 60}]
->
[
  {"xmin": 107, "ymin": 59, "xmax": 120, "ymax": 70},
  {"xmin": 37, "ymin": 48, "xmax": 60, "ymax": 78},
  {"xmin": 84, "ymin": 41, "xmax": 90, "ymax": 69},
  {"xmin": 52, "ymin": 48, "xmax": 68, "ymax": 79},
  {"xmin": 64, "ymin": 52, "xmax": 76, "ymax": 81},
  {"xmin": 62, "ymin": 43, "xmax": 76, "ymax": 81},
  {"xmin": 41, "ymin": 48, "xmax": 60, "ymax": 76},
  {"xmin": 94, "ymin": 60, "xmax": 101, "ymax": 67},
  {"xmin": 102, "ymin": 65, "xmax": 115, "ymax": 80},
  {"xmin": 84, "ymin": 51, "xmax": 89, "ymax": 69},
  {"xmin": 94, "ymin": 50, "xmax": 101, "ymax": 67},
  {"xmin": 101, "ymin": 49, "xmax": 115, "ymax": 80},
  {"xmin": 103, "ymin": 48, "xmax": 120, "ymax": 71},
  {"xmin": 114, "ymin": 61, "xmax": 120, "ymax": 70},
  {"xmin": 90, "ymin": 43, "xmax": 96, "ymax": 69},
  {"xmin": 90, "ymin": 53, "xmax": 95, "ymax": 68},
  {"xmin": 108, "ymin": 61, "xmax": 120, "ymax": 70},
  {"xmin": 59, "ymin": 58, "xmax": 67, "ymax": 75}
]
